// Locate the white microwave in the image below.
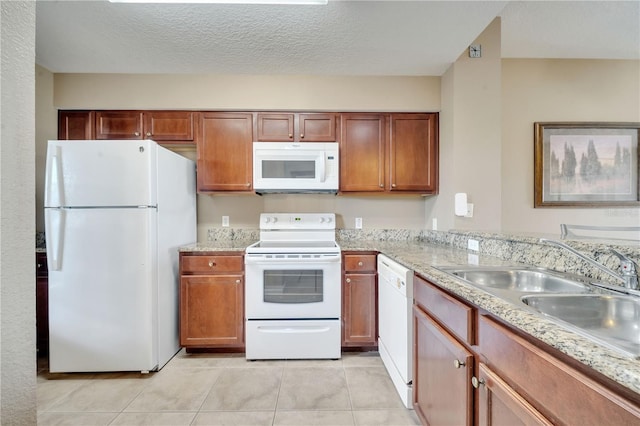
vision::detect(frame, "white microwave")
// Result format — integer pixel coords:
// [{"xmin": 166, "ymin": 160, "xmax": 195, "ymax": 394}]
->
[{"xmin": 253, "ymin": 142, "xmax": 339, "ymax": 194}]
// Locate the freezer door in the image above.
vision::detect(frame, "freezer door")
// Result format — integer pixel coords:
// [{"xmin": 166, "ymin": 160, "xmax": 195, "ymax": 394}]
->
[
  {"xmin": 46, "ymin": 207, "xmax": 159, "ymax": 373},
  {"xmin": 44, "ymin": 140, "xmax": 157, "ymax": 207}
]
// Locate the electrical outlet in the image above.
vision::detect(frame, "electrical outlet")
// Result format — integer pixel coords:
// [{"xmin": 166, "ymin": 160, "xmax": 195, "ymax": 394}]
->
[
  {"xmin": 355, "ymin": 217, "xmax": 363, "ymax": 229},
  {"xmin": 222, "ymin": 216, "xmax": 229, "ymax": 227},
  {"xmin": 432, "ymin": 218, "xmax": 438, "ymax": 230},
  {"xmin": 468, "ymin": 239, "xmax": 479, "ymax": 252}
]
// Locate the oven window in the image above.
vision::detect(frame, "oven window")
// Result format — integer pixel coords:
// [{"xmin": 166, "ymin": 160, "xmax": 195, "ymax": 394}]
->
[
  {"xmin": 261, "ymin": 160, "xmax": 315, "ymax": 179},
  {"xmin": 263, "ymin": 269, "xmax": 323, "ymax": 303}
]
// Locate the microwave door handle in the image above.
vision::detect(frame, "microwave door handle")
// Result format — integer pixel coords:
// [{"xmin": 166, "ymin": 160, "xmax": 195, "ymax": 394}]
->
[{"xmin": 319, "ymin": 154, "xmax": 326, "ymax": 183}]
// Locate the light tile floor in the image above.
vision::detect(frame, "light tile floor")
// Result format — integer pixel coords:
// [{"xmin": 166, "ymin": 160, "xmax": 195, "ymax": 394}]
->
[{"xmin": 37, "ymin": 350, "xmax": 420, "ymax": 426}]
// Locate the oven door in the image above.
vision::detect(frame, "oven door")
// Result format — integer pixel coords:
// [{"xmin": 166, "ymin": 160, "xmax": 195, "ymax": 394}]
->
[{"xmin": 245, "ymin": 253, "xmax": 341, "ymax": 319}]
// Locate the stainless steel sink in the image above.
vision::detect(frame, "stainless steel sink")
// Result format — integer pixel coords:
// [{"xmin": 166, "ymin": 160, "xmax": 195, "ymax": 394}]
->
[
  {"xmin": 438, "ymin": 266, "xmax": 592, "ymax": 293},
  {"xmin": 522, "ymin": 294, "xmax": 640, "ymax": 357}
]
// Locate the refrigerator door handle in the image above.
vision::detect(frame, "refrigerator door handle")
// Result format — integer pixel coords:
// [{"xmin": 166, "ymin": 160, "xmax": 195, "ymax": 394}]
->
[
  {"xmin": 46, "ymin": 208, "xmax": 65, "ymax": 271},
  {"xmin": 46, "ymin": 146, "xmax": 65, "ymax": 207}
]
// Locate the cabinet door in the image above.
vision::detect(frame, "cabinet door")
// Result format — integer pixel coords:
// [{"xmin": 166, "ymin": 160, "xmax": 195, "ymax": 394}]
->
[
  {"xmin": 476, "ymin": 363, "xmax": 552, "ymax": 426},
  {"xmin": 143, "ymin": 111, "xmax": 195, "ymax": 142},
  {"xmin": 198, "ymin": 112, "xmax": 253, "ymax": 192},
  {"xmin": 58, "ymin": 111, "xmax": 94, "ymax": 140},
  {"xmin": 340, "ymin": 114, "xmax": 386, "ymax": 192},
  {"xmin": 256, "ymin": 113, "xmax": 294, "ymax": 141},
  {"xmin": 298, "ymin": 113, "xmax": 336, "ymax": 141},
  {"xmin": 413, "ymin": 306, "xmax": 473, "ymax": 426},
  {"xmin": 95, "ymin": 111, "xmax": 144, "ymax": 139},
  {"xmin": 342, "ymin": 273, "xmax": 377, "ymax": 346},
  {"xmin": 180, "ymin": 274, "xmax": 244, "ymax": 347},
  {"xmin": 389, "ymin": 113, "xmax": 438, "ymax": 193}
]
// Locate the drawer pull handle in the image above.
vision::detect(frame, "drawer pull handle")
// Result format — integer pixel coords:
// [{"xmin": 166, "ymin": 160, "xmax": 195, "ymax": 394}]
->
[
  {"xmin": 454, "ymin": 359, "xmax": 465, "ymax": 369},
  {"xmin": 358, "ymin": 261, "xmax": 363, "ymax": 267},
  {"xmin": 471, "ymin": 376, "xmax": 485, "ymax": 389},
  {"xmin": 208, "ymin": 261, "xmax": 216, "ymax": 268}
]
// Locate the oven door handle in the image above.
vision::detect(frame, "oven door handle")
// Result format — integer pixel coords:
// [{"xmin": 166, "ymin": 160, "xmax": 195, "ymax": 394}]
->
[{"xmin": 256, "ymin": 325, "xmax": 332, "ymax": 334}]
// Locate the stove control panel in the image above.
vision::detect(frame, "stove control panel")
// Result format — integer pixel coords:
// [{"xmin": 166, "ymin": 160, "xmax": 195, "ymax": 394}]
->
[{"xmin": 260, "ymin": 213, "xmax": 336, "ymax": 230}]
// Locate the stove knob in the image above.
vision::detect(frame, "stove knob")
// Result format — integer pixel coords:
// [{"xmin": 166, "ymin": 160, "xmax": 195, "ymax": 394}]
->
[
  {"xmin": 326, "ymin": 216, "xmax": 333, "ymax": 223},
  {"xmin": 319, "ymin": 217, "xmax": 325, "ymax": 223},
  {"xmin": 264, "ymin": 217, "xmax": 271, "ymax": 224}
]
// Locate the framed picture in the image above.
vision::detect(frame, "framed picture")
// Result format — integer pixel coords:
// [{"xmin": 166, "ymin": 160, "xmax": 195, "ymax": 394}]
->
[{"xmin": 534, "ymin": 122, "xmax": 640, "ymax": 207}]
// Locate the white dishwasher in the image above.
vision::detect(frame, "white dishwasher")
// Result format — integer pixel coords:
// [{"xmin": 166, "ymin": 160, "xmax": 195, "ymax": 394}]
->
[{"xmin": 377, "ymin": 254, "xmax": 413, "ymax": 409}]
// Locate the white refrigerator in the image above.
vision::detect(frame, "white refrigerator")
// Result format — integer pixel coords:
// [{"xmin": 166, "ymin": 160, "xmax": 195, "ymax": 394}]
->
[{"xmin": 44, "ymin": 140, "xmax": 196, "ymax": 373}]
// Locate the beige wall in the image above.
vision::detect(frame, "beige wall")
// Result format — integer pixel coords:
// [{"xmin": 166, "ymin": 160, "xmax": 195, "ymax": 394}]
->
[
  {"xmin": 426, "ymin": 18, "xmax": 502, "ymax": 232},
  {"xmin": 501, "ymin": 59, "xmax": 640, "ymax": 235}
]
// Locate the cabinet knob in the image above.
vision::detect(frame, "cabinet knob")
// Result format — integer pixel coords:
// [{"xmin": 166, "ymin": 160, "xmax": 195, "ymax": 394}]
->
[
  {"xmin": 235, "ymin": 279, "xmax": 241, "ymax": 284},
  {"xmin": 391, "ymin": 183, "xmax": 396, "ymax": 188},
  {"xmin": 134, "ymin": 132, "xmax": 140, "ymax": 137},
  {"xmin": 288, "ymin": 133, "xmax": 293, "ymax": 138},
  {"xmin": 300, "ymin": 133, "xmax": 304, "ymax": 138},
  {"xmin": 453, "ymin": 359, "xmax": 465, "ymax": 369},
  {"xmin": 379, "ymin": 184, "xmax": 384, "ymax": 188},
  {"xmin": 208, "ymin": 261, "xmax": 216, "ymax": 268},
  {"xmin": 37, "ymin": 263, "xmax": 43, "ymax": 268},
  {"xmin": 471, "ymin": 376, "xmax": 485, "ymax": 389},
  {"xmin": 146, "ymin": 132, "xmax": 152, "ymax": 137},
  {"xmin": 346, "ymin": 278, "xmax": 351, "ymax": 283},
  {"xmin": 357, "ymin": 261, "xmax": 363, "ymax": 267},
  {"xmin": 246, "ymin": 183, "xmax": 251, "ymax": 187}
]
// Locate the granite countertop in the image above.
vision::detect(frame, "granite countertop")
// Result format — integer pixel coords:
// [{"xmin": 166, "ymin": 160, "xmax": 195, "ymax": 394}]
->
[{"xmin": 184, "ymin": 230, "xmax": 640, "ymax": 396}]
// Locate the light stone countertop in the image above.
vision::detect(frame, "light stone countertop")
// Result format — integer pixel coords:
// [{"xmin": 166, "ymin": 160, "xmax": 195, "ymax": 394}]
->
[{"xmin": 181, "ymin": 228, "xmax": 640, "ymax": 397}]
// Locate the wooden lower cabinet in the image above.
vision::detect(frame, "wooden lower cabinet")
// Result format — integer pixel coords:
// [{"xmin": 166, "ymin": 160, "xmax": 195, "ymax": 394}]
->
[
  {"xmin": 413, "ymin": 275, "xmax": 473, "ymax": 426},
  {"xmin": 36, "ymin": 252, "xmax": 49, "ymax": 355},
  {"xmin": 414, "ymin": 273, "xmax": 640, "ymax": 426},
  {"xmin": 477, "ymin": 314, "xmax": 640, "ymax": 425},
  {"xmin": 475, "ymin": 363, "xmax": 551, "ymax": 426},
  {"xmin": 179, "ymin": 252, "xmax": 244, "ymax": 348},
  {"xmin": 342, "ymin": 252, "xmax": 377, "ymax": 348}
]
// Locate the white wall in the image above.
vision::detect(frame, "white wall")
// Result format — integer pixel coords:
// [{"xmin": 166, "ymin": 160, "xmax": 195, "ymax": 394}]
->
[
  {"xmin": 1, "ymin": 1, "xmax": 37, "ymax": 423},
  {"xmin": 501, "ymin": 59, "xmax": 640, "ymax": 234}
]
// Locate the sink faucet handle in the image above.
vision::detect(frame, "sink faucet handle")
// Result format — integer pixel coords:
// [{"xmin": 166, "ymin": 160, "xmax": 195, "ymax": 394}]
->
[{"xmin": 609, "ymin": 249, "xmax": 638, "ymax": 273}]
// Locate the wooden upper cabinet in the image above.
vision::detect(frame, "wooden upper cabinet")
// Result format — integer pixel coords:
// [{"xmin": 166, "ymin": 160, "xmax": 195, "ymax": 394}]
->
[
  {"xmin": 94, "ymin": 110, "xmax": 196, "ymax": 143},
  {"xmin": 340, "ymin": 114, "xmax": 387, "ymax": 192},
  {"xmin": 58, "ymin": 111, "xmax": 94, "ymax": 140},
  {"xmin": 197, "ymin": 112, "xmax": 253, "ymax": 192},
  {"xmin": 95, "ymin": 111, "xmax": 144, "ymax": 139},
  {"xmin": 143, "ymin": 111, "xmax": 195, "ymax": 142},
  {"xmin": 256, "ymin": 113, "xmax": 336, "ymax": 142},
  {"xmin": 256, "ymin": 113, "xmax": 294, "ymax": 141},
  {"xmin": 389, "ymin": 113, "xmax": 438, "ymax": 193},
  {"xmin": 298, "ymin": 113, "xmax": 336, "ymax": 141}
]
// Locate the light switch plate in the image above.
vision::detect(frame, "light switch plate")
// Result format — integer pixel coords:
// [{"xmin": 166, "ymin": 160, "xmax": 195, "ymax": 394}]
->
[{"xmin": 355, "ymin": 217, "xmax": 363, "ymax": 229}]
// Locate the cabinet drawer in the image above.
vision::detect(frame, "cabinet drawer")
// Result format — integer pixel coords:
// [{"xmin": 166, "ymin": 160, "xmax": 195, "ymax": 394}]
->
[
  {"xmin": 181, "ymin": 255, "xmax": 243, "ymax": 273},
  {"xmin": 344, "ymin": 253, "xmax": 377, "ymax": 273},
  {"xmin": 478, "ymin": 314, "xmax": 640, "ymax": 425},
  {"xmin": 414, "ymin": 274, "xmax": 475, "ymax": 345}
]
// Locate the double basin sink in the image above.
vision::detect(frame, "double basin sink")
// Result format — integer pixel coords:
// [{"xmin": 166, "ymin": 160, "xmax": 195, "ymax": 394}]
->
[{"xmin": 436, "ymin": 266, "xmax": 640, "ymax": 358}]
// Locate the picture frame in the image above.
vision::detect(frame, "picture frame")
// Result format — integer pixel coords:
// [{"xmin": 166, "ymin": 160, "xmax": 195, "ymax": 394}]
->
[{"xmin": 534, "ymin": 122, "xmax": 640, "ymax": 207}]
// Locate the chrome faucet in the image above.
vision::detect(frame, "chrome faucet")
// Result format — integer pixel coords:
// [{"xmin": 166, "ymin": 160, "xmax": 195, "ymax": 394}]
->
[{"xmin": 539, "ymin": 238, "xmax": 639, "ymax": 290}]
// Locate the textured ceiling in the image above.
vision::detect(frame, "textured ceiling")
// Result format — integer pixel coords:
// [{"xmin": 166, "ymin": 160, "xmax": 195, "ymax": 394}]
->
[{"xmin": 35, "ymin": 0, "xmax": 640, "ymax": 76}]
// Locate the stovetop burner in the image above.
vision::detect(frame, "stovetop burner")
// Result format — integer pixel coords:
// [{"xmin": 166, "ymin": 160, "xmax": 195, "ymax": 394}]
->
[{"xmin": 246, "ymin": 213, "xmax": 339, "ymax": 254}]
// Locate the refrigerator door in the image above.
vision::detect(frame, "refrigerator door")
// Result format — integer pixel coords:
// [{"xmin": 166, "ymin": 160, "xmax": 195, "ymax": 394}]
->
[
  {"xmin": 44, "ymin": 140, "xmax": 157, "ymax": 208},
  {"xmin": 46, "ymin": 207, "xmax": 158, "ymax": 373}
]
